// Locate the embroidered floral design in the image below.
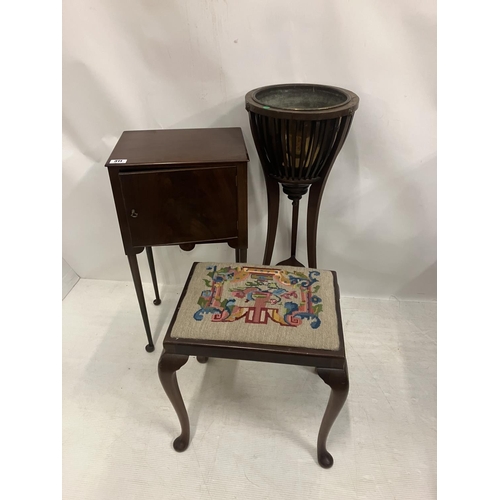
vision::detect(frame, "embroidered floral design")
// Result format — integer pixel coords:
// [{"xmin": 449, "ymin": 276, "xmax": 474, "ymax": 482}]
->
[{"xmin": 193, "ymin": 265, "xmax": 322, "ymax": 329}]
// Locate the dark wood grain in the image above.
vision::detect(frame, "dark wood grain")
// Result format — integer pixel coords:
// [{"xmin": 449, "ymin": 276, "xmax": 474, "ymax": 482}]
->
[
  {"xmin": 239, "ymin": 248, "xmax": 247, "ymax": 263},
  {"xmin": 316, "ymin": 363, "xmax": 349, "ymax": 468},
  {"xmin": 246, "ymin": 85, "xmax": 358, "ymax": 268},
  {"xmin": 107, "ymin": 167, "xmax": 134, "ymax": 253},
  {"xmin": 106, "ymin": 128, "xmax": 248, "ymax": 167},
  {"xmin": 158, "ymin": 352, "xmax": 190, "ymax": 451},
  {"xmin": 146, "ymin": 246, "xmax": 161, "ymax": 305},
  {"xmin": 158, "ymin": 261, "xmax": 349, "ymax": 468},
  {"xmin": 262, "ymin": 173, "xmax": 280, "ymax": 265},
  {"xmin": 119, "ymin": 166, "xmax": 238, "ymax": 247},
  {"xmin": 236, "ymin": 163, "xmax": 248, "ymax": 251},
  {"xmin": 127, "ymin": 253, "xmax": 155, "ymax": 352},
  {"xmin": 106, "ymin": 128, "xmax": 249, "ymax": 351},
  {"xmin": 162, "ymin": 262, "xmax": 346, "ymax": 369},
  {"xmin": 307, "ymin": 115, "xmax": 353, "ymax": 268}
]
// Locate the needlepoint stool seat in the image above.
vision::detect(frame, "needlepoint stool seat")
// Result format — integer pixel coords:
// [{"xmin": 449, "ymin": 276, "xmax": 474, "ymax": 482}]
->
[{"xmin": 158, "ymin": 262, "xmax": 349, "ymax": 469}]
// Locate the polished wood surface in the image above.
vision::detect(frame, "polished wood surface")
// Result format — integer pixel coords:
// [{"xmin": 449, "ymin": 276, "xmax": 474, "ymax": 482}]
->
[
  {"xmin": 306, "ymin": 115, "xmax": 353, "ymax": 267},
  {"xmin": 146, "ymin": 247, "xmax": 161, "ymax": 306},
  {"xmin": 317, "ymin": 363, "xmax": 349, "ymax": 468},
  {"xmin": 158, "ymin": 353, "xmax": 190, "ymax": 451},
  {"xmin": 262, "ymin": 174, "xmax": 280, "ymax": 265},
  {"xmin": 158, "ymin": 262, "xmax": 349, "ymax": 468},
  {"xmin": 119, "ymin": 166, "xmax": 238, "ymax": 247},
  {"xmin": 127, "ymin": 253, "xmax": 155, "ymax": 352},
  {"xmin": 105, "ymin": 128, "xmax": 248, "ymax": 167},
  {"xmin": 163, "ymin": 262, "xmax": 346, "ymax": 369},
  {"xmin": 106, "ymin": 128, "xmax": 249, "ymax": 352},
  {"xmin": 246, "ymin": 85, "xmax": 358, "ymax": 268}
]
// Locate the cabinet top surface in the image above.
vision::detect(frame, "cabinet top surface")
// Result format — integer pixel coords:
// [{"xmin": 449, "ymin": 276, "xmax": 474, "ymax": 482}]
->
[{"xmin": 105, "ymin": 127, "xmax": 249, "ymax": 167}]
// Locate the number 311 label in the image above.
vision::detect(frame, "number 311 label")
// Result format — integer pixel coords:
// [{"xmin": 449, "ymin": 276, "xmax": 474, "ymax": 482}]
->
[{"xmin": 110, "ymin": 159, "xmax": 127, "ymax": 164}]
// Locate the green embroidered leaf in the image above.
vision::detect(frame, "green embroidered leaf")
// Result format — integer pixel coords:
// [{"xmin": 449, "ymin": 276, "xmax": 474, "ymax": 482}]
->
[
  {"xmin": 313, "ymin": 304, "xmax": 323, "ymax": 314},
  {"xmin": 294, "ymin": 272, "xmax": 308, "ymax": 279},
  {"xmin": 220, "ymin": 298, "xmax": 228, "ymax": 308},
  {"xmin": 312, "ymin": 285, "xmax": 320, "ymax": 293},
  {"xmin": 197, "ymin": 297, "xmax": 207, "ymax": 307},
  {"xmin": 203, "ymin": 279, "xmax": 212, "ymax": 287}
]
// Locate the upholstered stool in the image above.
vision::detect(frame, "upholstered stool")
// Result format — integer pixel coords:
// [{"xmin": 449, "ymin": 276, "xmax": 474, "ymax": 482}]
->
[{"xmin": 158, "ymin": 262, "xmax": 349, "ymax": 468}]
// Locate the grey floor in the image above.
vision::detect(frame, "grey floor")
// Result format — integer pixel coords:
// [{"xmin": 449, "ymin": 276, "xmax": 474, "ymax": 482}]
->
[{"xmin": 63, "ymin": 279, "xmax": 436, "ymax": 500}]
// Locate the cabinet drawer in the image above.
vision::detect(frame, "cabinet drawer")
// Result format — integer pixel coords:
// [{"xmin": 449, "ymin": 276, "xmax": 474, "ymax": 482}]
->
[{"xmin": 119, "ymin": 166, "xmax": 238, "ymax": 247}]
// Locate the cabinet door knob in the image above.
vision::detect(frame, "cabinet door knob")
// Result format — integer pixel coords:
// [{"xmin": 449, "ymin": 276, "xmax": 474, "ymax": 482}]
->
[{"xmin": 131, "ymin": 209, "xmax": 138, "ymax": 218}]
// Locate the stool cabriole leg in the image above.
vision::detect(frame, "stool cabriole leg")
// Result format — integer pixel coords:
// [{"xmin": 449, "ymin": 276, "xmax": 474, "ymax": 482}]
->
[
  {"xmin": 158, "ymin": 352, "xmax": 190, "ymax": 451},
  {"xmin": 146, "ymin": 246, "xmax": 161, "ymax": 305},
  {"xmin": 316, "ymin": 363, "xmax": 349, "ymax": 468}
]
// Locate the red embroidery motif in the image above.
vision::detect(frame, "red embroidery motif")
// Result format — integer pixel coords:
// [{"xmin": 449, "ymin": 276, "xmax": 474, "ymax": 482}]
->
[{"xmin": 194, "ymin": 266, "xmax": 322, "ymax": 329}]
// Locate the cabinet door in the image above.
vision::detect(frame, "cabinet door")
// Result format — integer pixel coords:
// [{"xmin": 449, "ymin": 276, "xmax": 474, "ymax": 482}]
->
[{"xmin": 119, "ymin": 166, "xmax": 238, "ymax": 247}]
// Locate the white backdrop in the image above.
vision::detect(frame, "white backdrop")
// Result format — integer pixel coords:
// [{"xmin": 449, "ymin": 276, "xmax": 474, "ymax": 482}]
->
[{"xmin": 62, "ymin": 0, "xmax": 436, "ymax": 300}]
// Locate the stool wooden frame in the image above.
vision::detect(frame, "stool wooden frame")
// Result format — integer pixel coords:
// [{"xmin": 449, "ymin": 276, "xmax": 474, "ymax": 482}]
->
[{"xmin": 158, "ymin": 263, "xmax": 349, "ymax": 469}]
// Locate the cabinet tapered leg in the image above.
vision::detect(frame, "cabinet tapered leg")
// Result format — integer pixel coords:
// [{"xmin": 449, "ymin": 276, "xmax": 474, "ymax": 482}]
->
[
  {"xmin": 235, "ymin": 248, "xmax": 247, "ymax": 264},
  {"xmin": 127, "ymin": 253, "xmax": 155, "ymax": 352},
  {"xmin": 158, "ymin": 352, "xmax": 190, "ymax": 451},
  {"xmin": 316, "ymin": 363, "xmax": 349, "ymax": 468},
  {"xmin": 146, "ymin": 246, "xmax": 161, "ymax": 305},
  {"xmin": 240, "ymin": 248, "xmax": 247, "ymax": 263}
]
